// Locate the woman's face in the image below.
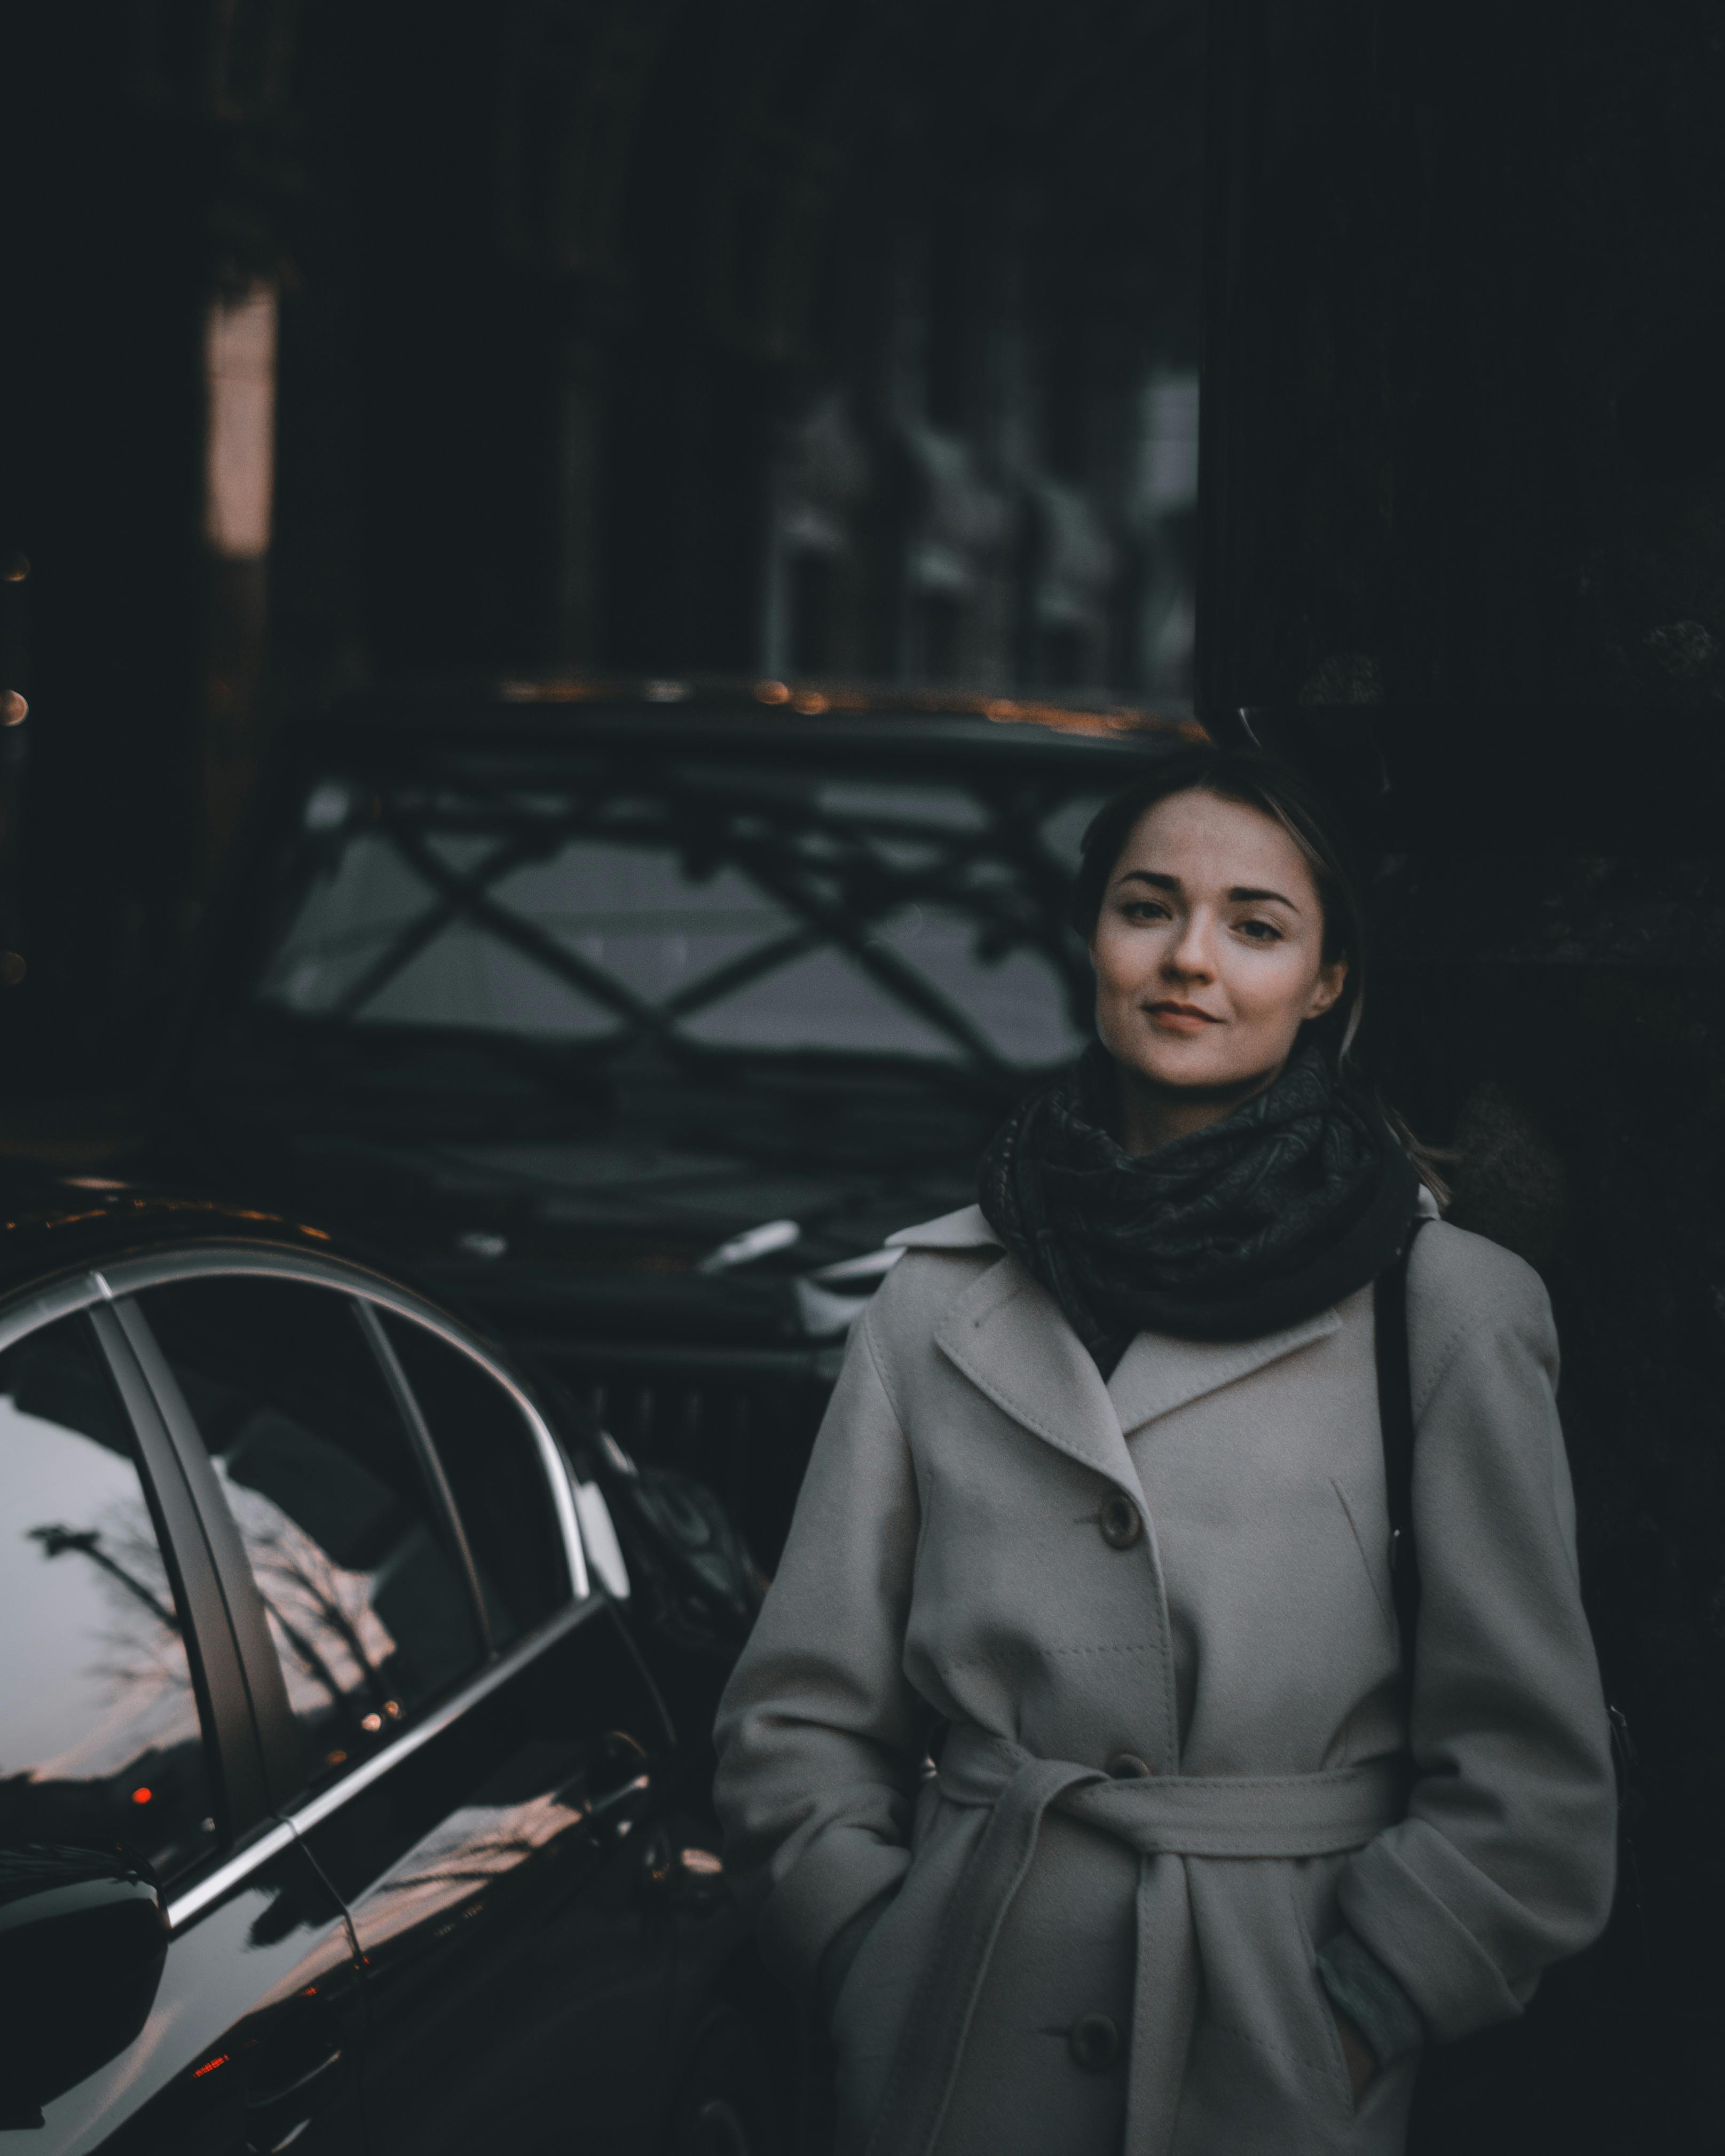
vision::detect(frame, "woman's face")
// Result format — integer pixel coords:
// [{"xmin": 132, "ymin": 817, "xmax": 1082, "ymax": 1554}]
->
[{"xmin": 1090, "ymin": 788, "xmax": 1348, "ymax": 1109}]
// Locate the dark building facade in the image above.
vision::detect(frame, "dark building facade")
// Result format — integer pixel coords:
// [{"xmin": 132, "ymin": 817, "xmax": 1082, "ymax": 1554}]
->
[{"xmin": 0, "ymin": 1, "xmax": 1203, "ymax": 1073}]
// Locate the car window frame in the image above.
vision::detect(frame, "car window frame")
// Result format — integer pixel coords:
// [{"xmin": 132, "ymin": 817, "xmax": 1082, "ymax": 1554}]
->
[
  {"xmin": 0, "ymin": 1288, "xmax": 267, "ymax": 1876},
  {"xmin": 103, "ymin": 1294, "xmax": 310, "ymax": 1813},
  {"xmin": 116, "ymin": 1278, "xmax": 499, "ymax": 1803},
  {"xmin": 0, "ymin": 1246, "xmax": 603, "ymax": 1939},
  {"xmin": 352, "ymin": 1297, "xmax": 492, "ymax": 1648},
  {"xmin": 367, "ymin": 1300, "xmax": 588, "ymax": 1648},
  {"xmin": 93, "ymin": 1242, "xmax": 589, "ymax": 1585}
]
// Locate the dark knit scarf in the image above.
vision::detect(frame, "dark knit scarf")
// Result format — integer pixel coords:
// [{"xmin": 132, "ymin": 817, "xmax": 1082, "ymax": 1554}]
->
[{"xmin": 978, "ymin": 1039, "xmax": 1421, "ymax": 1371}]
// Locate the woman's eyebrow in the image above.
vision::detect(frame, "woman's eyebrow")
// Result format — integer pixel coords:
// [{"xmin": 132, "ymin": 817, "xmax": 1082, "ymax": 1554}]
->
[{"xmin": 1116, "ymin": 869, "xmax": 1299, "ymax": 910}]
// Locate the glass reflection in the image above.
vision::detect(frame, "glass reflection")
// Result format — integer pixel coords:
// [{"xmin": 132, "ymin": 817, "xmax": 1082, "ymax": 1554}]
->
[
  {"xmin": 136, "ymin": 1277, "xmax": 483, "ymax": 1800},
  {"xmin": 353, "ymin": 1787, "xmax": 585, "ymax": 1954},
  {"xmin": 0, "ymin": 1316, "xmax": 215, "ymax": 1879}
]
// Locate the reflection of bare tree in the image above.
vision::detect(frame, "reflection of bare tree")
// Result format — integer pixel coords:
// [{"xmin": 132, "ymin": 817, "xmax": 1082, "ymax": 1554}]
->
[
  {"xmin": 247, "ymin": 1521, "xmax": 387, "ymax": 1718},
  {"xmin": 30, "ymin": 1476, "xmax": 403, "ymax": 1773},
  {"xmin": 22, "ymin": 1497, "xmax": 204, "ymax": 1809},
  {"xmin": 28, "ymin": 1502, "xmax": 195, "ymax": 1716},
  {"xmin": 30, "ymin": 1522, "xmax": 179, "ymax": 1632},
  {"xmin": 220, "ymin": 1483, "xmax": 398, "ymax": 1736}
]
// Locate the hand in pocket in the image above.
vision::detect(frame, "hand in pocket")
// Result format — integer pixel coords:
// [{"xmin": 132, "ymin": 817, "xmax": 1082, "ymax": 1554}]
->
[{"xmin": 1328, "ymin": 2003, "xmax": 1377, "ymax": 2099}]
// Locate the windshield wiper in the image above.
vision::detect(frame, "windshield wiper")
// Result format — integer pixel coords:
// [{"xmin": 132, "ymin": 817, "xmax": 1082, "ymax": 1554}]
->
[{"xmin": 695, "ymin": 1218, "xmax": 804, "ymax": 1274}]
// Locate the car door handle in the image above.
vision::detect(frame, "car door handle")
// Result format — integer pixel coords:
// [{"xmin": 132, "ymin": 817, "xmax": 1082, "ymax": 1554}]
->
[
  {"xmin": 587, "ymin": 1770, "xmax": 651, "ymax": 1825},
  {"xmin": 242, "ymin": 2049, "xmax": 341, "ymax": 2156},
  {"xmin": 579, "ymin": 1728, "xmax": 656, "ymax": 1831},
  {"xmin": 246, "ymin": 2120, "xmax": 313, "ymax": 2156},
  {"xmin": 246, "ymin": 2045, "xmax": 344, "ymax": 2108}
]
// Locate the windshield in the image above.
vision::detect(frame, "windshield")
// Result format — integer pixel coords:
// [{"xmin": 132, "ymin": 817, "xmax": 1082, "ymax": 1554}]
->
[{"xmin": 251, "ymin": 757, "xmax": 1108, "ymax": 1081}]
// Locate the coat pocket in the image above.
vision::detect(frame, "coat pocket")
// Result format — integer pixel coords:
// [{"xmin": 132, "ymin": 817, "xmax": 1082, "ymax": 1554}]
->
[
  {"xmin": 1329, "ymin": 1476, "xmax": 1396, "ymax": 1633},
  {"xmin": 1287, "ymin": 1873, "xmax": 1362, "ymax": 2116},
  {"xmin": 828, "ymin": 1790, "xmax": 994, "ymax": 2147},
  {"xmin": 1183, "ymin": 1857, "xmax": 1362, "ymax": 2147}
]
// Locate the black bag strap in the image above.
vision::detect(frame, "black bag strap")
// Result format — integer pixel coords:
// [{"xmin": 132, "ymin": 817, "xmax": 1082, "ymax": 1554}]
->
[
  {"xmin": 1374, "ymin": 1217, "xmax": 1429, "ymax": 1667},
  {"xmin": 1374, "ymin": 1221, "xmax": 1654, "ymax": 2068}
]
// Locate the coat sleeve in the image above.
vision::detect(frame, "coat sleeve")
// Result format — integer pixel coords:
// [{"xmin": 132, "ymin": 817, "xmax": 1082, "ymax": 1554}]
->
[
  {"xmin": 712, "ymin": 1297, "xmax": 929, "ymax": 1986},
  {"xmin": 1336, "ymin": 1227, "xmax": 1619, "ymax": 2043}
]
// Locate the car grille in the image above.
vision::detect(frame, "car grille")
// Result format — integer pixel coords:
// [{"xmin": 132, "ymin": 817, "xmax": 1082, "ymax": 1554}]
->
[{"xmin": 525, "ymin": 1339, "xmax": 841, "ymax": 1572}]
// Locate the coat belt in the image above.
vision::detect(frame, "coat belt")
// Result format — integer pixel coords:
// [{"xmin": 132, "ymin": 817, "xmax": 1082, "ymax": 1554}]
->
[{"xmin": 861, "ymin": 1728, "xmax": 1406, "ymax": 2156}]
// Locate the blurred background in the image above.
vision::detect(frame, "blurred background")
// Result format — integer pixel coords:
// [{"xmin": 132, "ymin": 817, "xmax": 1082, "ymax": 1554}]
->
[
  {"xmin": 0, "ymin": 0, "xmax": 1202, "ymax": 1084},
  {"xmin": 4, "ymin": 8, "xmax": 1725, "ymax": 2139}
]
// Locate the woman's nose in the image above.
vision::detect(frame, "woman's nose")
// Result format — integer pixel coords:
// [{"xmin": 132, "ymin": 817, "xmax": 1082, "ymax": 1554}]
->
[{"xmin": 1164, "ymin": 914, "xmax": 1216, "ymax": 980}]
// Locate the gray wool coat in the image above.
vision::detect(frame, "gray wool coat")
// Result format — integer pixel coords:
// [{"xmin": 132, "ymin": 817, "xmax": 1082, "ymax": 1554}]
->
[{"xmin": 712, "ymin": 1198, "xmax": 1618, "ymax": 2156}]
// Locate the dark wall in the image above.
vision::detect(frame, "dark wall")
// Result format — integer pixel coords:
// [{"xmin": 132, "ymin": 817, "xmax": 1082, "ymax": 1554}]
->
[
  {"xmin": 1200, "ymin": 0, "xmax": 1725, "ymax": 831},
  {"xmin": 0, "ymin": 12, "xmax": 211, "ymax": 1063},
  {"xmin": 1200, "ymin": 6, "xmax": 1725, "ymax": 2142}
]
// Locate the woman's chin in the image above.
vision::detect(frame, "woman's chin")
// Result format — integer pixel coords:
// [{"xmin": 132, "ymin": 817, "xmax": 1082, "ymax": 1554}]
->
[
  {"xmin": 1117, "ymin": 1048, "xmax": 1280, "ymax": 1103},
  {"xmin": 1119, "ymin": 1043, "xmax": 1233, "ymax": 1089}
]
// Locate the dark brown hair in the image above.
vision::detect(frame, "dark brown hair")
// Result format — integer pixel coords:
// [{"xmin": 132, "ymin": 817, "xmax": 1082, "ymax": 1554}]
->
[{"xmin": 1070, "ymin": 746, "xmax": 1448, "ymax": 1198}]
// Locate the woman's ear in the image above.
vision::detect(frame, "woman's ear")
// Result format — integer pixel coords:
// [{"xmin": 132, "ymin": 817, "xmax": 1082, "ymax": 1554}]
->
[{"xmin": 1305, "ymin": 955, "xmax": 1348, "ymax": 1020}]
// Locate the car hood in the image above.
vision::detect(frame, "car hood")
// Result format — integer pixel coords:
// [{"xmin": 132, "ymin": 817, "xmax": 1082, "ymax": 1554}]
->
[{"xmin": 167, "ymin": 1026, "xmax": 995, "ymax": 1349}]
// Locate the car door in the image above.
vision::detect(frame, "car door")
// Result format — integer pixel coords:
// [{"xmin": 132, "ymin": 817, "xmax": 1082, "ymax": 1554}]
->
[
  {"xmin": 0, "ymin": 1292, "xmax": 367, "ymax": 2156},
  {"xmin": 114, "ymin": 1259, "xmax": 683, "ymax": 2156}
]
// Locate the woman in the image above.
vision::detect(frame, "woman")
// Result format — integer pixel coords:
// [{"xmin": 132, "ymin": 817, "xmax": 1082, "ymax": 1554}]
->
[{"xmin": 713, "ymin": 748, "xmax": 1617, "ymax": 2156}]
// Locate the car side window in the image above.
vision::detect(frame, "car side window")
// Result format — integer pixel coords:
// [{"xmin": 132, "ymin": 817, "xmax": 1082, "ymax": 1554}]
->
[
  {"xmin": 0, "ymin": 1314, "xmax": 217, "ymax": 1880},
  {"xmin": 377, "ymin": 1314, "xmax": 570, "ymax": 1647},
  {"xmin": 132, "ymin": 1277, "xmax": 484, "ymax": 1797}
]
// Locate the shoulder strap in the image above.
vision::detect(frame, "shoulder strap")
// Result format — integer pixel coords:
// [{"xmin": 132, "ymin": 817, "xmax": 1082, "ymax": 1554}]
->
[{"xmin": 1374, "ymin": 1218, "xmax": 1429, "ymax": 1668}]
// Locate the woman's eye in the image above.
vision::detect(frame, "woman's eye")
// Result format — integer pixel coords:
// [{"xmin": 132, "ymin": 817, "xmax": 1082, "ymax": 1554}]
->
[
  {"xmin": 1237, "ymin": 918, "xmax": 1282, "ymax": 942},
  {"xmin": 1123, "ymin": 902, "xmax": 1170, "ymax": 923}
]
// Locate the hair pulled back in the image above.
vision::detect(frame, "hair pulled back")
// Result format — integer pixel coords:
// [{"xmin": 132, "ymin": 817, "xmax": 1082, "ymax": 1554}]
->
[
  {"xmin": 1070, "ymin": 746, "xmax": 1368, "ymax": 1070},
  {"xmin": 1069, "ymin": 746, "xmax": 1448, "ymax": 1198}
]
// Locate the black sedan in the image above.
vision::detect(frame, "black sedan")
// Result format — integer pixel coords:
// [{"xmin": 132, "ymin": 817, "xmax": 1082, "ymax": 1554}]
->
[{"xmin": 0, "ymin": 1179, "xmax": 782, "ymax": 2155}]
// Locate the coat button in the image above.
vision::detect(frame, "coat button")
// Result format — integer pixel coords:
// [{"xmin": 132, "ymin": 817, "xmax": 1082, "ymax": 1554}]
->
[
  {"xmin": 1098, "ymin": 1493, "xmax": 1143, "ymax": 1549},
  {"xmin": 1106, "ymin": 1752, "xmax": 1155, "ymax": 1780},
  {"xmin": 1068, "ymin": 2013, "xmax": 1120, "ymax": 2072}
]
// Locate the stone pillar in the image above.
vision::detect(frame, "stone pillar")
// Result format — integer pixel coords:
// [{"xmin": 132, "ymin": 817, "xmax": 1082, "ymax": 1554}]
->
[{"xmin": 201, "ymin": 281, "xmax": 279, "ymax": 880}]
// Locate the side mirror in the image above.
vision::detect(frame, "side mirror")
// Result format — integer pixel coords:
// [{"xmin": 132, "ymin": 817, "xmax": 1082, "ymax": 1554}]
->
[{"xmin": 0, "ymin": 1843, "xmax": 169, "ymax": 2128}]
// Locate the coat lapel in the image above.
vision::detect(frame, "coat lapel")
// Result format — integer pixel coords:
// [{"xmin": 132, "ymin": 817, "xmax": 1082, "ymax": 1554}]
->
[
  {"xmin": 911, "ymin": 1204, "xmax": 1344, "ymax": 1476},
  {"xmin": 933, "ymin": 1253, "xmax": 1143, "ymax": 1496},
  {"xmin": 1106, "ymin": 1306, "xmax": 1342, "ymax": 1435}
]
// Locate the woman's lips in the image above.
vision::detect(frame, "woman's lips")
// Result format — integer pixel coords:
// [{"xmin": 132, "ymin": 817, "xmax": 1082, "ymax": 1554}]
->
[{"xmin": 1145, "ymin": 1001, "xmax": 1222, "ymax": 1032}]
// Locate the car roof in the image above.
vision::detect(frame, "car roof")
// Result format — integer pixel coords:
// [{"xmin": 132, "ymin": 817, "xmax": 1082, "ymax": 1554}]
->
[
  {"xmin": 0, "ymin": 1165, "xmax": 388, "ymax": 1312},
  {"xmin": 281, "ymin": 676, "xmax": 1203, "ymax": 768}
]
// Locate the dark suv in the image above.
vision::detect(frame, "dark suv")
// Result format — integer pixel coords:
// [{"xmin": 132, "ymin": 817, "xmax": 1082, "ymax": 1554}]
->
[{"xmin": 162, "ymin": 681, "xmax": 1185, "ymax": 1567}]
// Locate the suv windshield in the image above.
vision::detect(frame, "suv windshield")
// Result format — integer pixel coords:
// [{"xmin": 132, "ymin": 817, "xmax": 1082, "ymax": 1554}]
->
[
  {"xmin": 180, "ymin": 721, "xmax": 1161, "ymax": 1263},
  {"xmin": 253, "ymin": 756, "xmax": 1107, "ymax": 1080}
]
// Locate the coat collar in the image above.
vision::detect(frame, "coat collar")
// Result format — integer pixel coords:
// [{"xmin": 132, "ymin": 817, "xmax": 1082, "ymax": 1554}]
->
[
  {"xmin": 885, "ymin": 1203, "xmax": 998, "ymax": 1251},
  {"xmin": 931, "ymin": 1251, "xmax": 1140, "ymax": 1494},
  {"xmin": 902, "ymin": 1206, "xmax": 1344, "ymax": 1468},
  {"xmin": 1104, "ymin": 1306, "xmax": 1342, "ymax": 1435}
]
